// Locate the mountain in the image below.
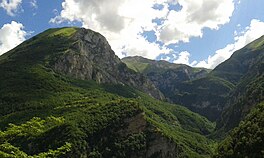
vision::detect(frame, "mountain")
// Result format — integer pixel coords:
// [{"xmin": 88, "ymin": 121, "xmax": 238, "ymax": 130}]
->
[
  {"xmin": 122, "ymin": 56, "xmax": 234, "ymax": 121},
  {"xmin": 123, "ymin": 36, "xmax": 264, "ymax": 124},
  {"xmin": 122, "ymin": 56, "xmax": 210, "ymax": 82},
  {"xmin": 212, "ymin": 35, "xmax": 264, "ymax": 84},
  {"xmin": 0, "ymin": 27, "xmax": 215, "ymax": 157},
  {"xmin": 124, "ymin": 35, "xmax": 264, "ymax": 156},
  {"xmin": 216, "ymin": 35, "xmax": 264, "ymax": 132},
  {"xmin": 0, "ymin": 27, "xmax": 163, "ymax": 104},
  {"xmin": 1, "ymin": 26, "xmax": 263, "ymax": 157}
]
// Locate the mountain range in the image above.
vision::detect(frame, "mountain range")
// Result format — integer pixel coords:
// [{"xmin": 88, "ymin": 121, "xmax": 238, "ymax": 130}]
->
[{"xmin": 0, "ymin": 27, "xmax": 263, "ymax": 157}]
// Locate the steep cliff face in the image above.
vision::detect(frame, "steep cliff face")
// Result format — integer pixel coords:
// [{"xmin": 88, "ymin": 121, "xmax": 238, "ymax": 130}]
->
[
  {"xmin": 114, "ymin": 112, "xmax": 183, "ymax": 158},
  {"xmin": 145, "ymin": 132, "xmax": 182, "ymax": 158},
  {"xmin": 50, "ymin": 28, "xmax": 164, "ymax": 100},
  {"xmin": 54, "ymin": 28, "xmax": 122, "ymax": 83}
]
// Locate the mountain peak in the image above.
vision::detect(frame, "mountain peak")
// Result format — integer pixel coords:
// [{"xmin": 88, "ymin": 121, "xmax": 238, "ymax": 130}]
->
[{"xmin": 1, "ymin": 27, "xmax": 164, "ymax": 100}]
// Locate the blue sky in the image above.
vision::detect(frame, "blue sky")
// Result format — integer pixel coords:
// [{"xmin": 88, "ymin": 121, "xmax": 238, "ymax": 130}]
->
[{"xmin": 0, "ymin": 0, "xmax": 264, "ymax": 69}]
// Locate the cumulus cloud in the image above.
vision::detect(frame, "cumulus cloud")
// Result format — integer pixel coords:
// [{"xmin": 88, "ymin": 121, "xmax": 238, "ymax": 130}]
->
[
  {"xmin": 0, "ymin": 21, "xmax": 27, "ymax": 55},
  {"xmin": 50, "ymin": 0, "xmax": 171, "ymax": 59},
  {"xmin": 0, "ymin": 0, "xmax": 22, "ymax": 16},
  {"xmin": 157, "ymin": 0, "xmax": 235, "ymax": 44},
  {"xmin": 195, "ymin": 19, "xmax": 264, "ymax": 69},
  {"xmin": 158, "ymin": 51, "xmax": 197, "ymax": 66},
  {"xmin": 173, "ymin": 51, "xmax": 190, "ymax": 65},
  {"xmin": 51, "ymin": 0, "xmax": 235, "ymax": 60}
]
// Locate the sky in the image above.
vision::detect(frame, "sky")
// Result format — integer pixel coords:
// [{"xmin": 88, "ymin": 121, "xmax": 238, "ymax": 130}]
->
[{"xmin": 0, "ymin": 0, "xmax": 264, "ymax": 69}]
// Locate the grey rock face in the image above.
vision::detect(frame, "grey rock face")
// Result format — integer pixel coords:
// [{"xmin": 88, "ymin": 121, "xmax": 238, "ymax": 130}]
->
[
  {"xmin": 54, "ymin": 28, "xmax": 164, "ymax": 100},
  {"xmin": 119, "ymin": 112, "xmax": 183, "ymax": 158},
  {"xmin": 146, "ymin": 132, "xmax": 182, "ymax": 158}
]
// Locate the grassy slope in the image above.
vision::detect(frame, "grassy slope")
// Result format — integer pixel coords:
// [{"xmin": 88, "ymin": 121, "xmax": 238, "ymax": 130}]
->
[{"xmin": 0, "ymin": 28, "xmax": 215, "ymax": 157}]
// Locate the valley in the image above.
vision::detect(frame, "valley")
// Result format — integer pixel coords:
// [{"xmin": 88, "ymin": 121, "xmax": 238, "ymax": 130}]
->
[{"xmin": 0, "ymin": 27, "xmax": 263, "ymax": 157}]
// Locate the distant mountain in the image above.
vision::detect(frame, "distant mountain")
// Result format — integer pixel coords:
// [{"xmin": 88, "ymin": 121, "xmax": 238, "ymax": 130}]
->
[
  {"xmin": 122, "ymin": 56, "xmax": 210, "ymax": 81},
  {"xmin": 0, "ymin": 27, "xmax": 215, "ymax": 157},
  {"xmin": 123, "ymin": 35, "xmax": 264, "ymax": 157},
  {"xmin": 123, "ymin": 36, "xmax": 264, "ymax": 125},
  {"xmin": 123, "ymin": 56, "xmax": 234, "ymax": 121}
]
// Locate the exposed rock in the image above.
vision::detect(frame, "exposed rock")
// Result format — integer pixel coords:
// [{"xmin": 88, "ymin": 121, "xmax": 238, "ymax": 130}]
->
[
  {"xmin": 118, "ymin": 112, "xmax": 183, "ymax": 158},
  {"xmin": 53, "ymin": 28, "xmax": 164, "ymax": 100},
  {"xmin": 146, "ymin": 132, "xmax": 182, "ymax": 158},
  {"xmin": 118, "ymin": 112, "xmax": 147, "ymax": 137}
]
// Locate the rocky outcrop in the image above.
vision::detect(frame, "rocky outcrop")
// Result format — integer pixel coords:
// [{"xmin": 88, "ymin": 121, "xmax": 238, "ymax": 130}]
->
[
  {"xmin": 53, "ymin": 28, "xmax": 164, "ymax": 100},
  {"xmin": 118, "ymin": 112, "xmax": 183, "ymax": 158},
  {"xmin": 118, "ymin": 112, "xmax": 147, "ymax": 137},
  {"xmin": 146, "ymin": 132, "xmax": 182, "ymax": 158}
]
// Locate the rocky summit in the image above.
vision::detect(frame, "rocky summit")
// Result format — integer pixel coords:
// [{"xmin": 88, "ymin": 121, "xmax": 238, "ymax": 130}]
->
[{"xmin": 50, "ymin": 28, "xmax": 164, "ymax": 100}]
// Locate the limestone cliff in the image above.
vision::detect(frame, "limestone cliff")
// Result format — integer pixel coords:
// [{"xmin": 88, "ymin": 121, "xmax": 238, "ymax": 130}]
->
[{"xmin": 53, "ymin": 28, "xmax": 164, "ymax": 100}]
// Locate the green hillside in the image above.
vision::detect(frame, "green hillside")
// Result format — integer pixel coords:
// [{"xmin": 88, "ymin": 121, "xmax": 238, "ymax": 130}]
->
[
  {"xmin": 123, "ymin": 35, "xmax": 264, "ymax": 157},
  {"xmin": 1, "ymin": 27, "xmax": 263, "ymax": 158},
  {"xmin": 122, "ymin": 56, "xmax": 233, "ymax": 121},
  {"xmin": 123, "ymin": 36, "xmax": 264, "ymax": 124},
  {"xmin": 216, "ymin": 36, "xmax": 264, "ymax": 133},
  {"xmin": 0, "ymin": 28, "xmax": 215, "ymax": 157}
]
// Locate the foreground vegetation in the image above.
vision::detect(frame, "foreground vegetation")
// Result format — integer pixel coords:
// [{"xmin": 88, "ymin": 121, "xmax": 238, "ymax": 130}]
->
[{"xmin": 0, "ymin": 116, "xmax": 71, "ymax": 157}]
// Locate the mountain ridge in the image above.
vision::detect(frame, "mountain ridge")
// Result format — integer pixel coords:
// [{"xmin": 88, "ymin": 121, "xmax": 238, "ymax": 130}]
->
[
  {"xmin": 0, "ymin": 27, "xmax": 263, "ymax": 157},
  {"xmin": 0, "ymin": 27, "xmax": 215, "ymax": 157},
  {"xmin": 215, "ymin": 35, "xmax": 264, "ymax": 132},
  {"xmin": 1, "ymin": 27, "xmax": 164, "ymax": 101},
  {"xmin": 123, "ymin": 35, "xmax": 264, "ymax": 125},
  {"xmin": 122, "ymin": 55, "xmax": 233, "ymax": 121}
]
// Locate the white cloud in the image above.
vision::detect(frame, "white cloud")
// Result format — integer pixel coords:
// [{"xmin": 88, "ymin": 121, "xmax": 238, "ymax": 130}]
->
[
  {"xmin": 30, "ymin": 0, "xmax": 37, "ymax": 9},
  {"xmin": 173, "ymin": 51, "xmax": 190, "ymax": 65},
  {"xmin": 157, "ymin": 0, "xmax": 235, "ymax": 44},
  {"xmin": 0, "ymin": 21, "xmax": 27, "ymax": 55},
  {"xmin": 160, "ymin": 55, "xmax": 171, "ymax": 61},
  {"xmin": 170, "ymin": 51, "xmax": 197, "ymax": 66},
  {"xmin": 50, "ymin": 0, "xmax": 171, "ymax": 59},
  {"xmin": 50, "ymin": 0, "xmax": 235, "ymax": 60},
  {"xmin": 158, "ymin": 51, "xmax": 197, "ymax": 66},
  {"xmin": 195, "ymin": 19, "xmax": 264, "ymax": 69},
  {"xmin": 0, "ymin": 0, "xmax": 22, "ymax": 16}
]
